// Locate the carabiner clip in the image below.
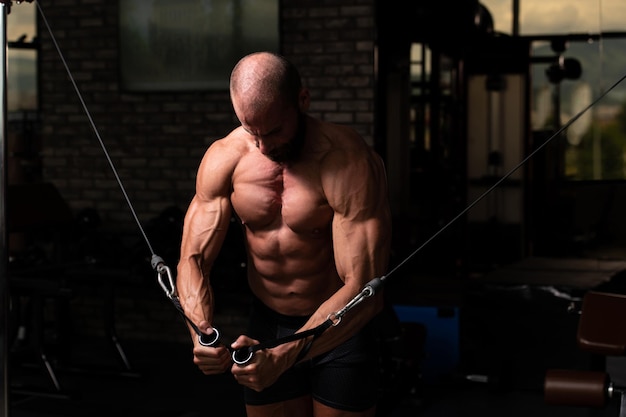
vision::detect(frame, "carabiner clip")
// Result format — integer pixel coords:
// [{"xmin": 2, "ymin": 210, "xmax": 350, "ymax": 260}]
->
[
  {"xmin": 153, "ymin": 255, "xmax": 176, "ymax": 300},
  {"xmin": 327, "ymin": 312, "xmax": 342, "ymax": 327}
]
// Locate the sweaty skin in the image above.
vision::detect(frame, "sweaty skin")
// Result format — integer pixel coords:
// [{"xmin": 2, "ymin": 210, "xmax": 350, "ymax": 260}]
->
[{"xmin": 176, "ymin": 52, "xmax": 391, "ymax": 417}]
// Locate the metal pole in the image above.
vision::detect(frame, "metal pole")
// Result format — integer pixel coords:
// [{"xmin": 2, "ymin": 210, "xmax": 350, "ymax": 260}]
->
[{"xmin": 0, "ymin": 2, "xmax": 8, "ymax": 416}]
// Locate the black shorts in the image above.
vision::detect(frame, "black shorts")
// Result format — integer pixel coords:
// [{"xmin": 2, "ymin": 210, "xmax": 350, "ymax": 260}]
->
[{"xmin": 243, "ymin": 297, "xmax": 381, "ymax": 412}]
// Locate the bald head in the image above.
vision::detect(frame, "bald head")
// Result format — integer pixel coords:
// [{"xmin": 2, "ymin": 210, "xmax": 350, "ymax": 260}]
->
[{"xmin": 229, "ymin": 52, "xmax": 303, "ymax": 112}]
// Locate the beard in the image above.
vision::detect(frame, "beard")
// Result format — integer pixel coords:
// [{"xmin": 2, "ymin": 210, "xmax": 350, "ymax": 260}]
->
[{"xmin": 266, "ymin": 113, "xmax": 306, "ymax": 163}]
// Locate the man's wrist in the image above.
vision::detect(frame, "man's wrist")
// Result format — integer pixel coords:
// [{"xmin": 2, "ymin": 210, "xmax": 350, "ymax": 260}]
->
[{"xmin": 295, "ymin": 338, "xmax": 313, "ymax": 363}]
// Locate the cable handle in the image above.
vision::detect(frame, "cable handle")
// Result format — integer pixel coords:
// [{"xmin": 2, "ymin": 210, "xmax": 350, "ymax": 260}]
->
[
  {"xmin": 198, "ymin": 327, "xmax": 221, "ymax": 347},
  {"xmin": 195, "ymin": 327, "xmax": 253, "ymax": 365},
  {"xmin": 229, "ymin": 317, "xmax": 335, "ymax": 366},
  {"xmin": 232, "ymin": 346, "xmax": 255, "ymax": 365},
  {"xmin": 195, "ymin": 327, "xmax": 253, "ymax": 364},
  {"xmin": 229, "ymin": 277, "xmax": 386, "ymax": 366}
]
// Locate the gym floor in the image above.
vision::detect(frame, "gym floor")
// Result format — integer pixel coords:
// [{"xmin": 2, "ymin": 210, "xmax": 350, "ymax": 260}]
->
[
  {"xmin": 8, "ymin": 280, "xmax": 625, "ymax": 417},
  {"xmin": 9, "ymin": 338, "xmax": 246, "ymax": 417}
]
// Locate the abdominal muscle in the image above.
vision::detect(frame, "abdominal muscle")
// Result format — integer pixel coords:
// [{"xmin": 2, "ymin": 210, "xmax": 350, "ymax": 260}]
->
[
  {"xmin": 244, "ymin": 226, "xmax": 343, "ymax": 317},
  {"xmin": 231, "ymin": 148, "xmax": 341, "ymax": 316}
]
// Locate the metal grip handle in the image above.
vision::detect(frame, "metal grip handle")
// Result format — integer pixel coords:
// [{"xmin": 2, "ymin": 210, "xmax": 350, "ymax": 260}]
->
[
  {"xmin": 232, "ymin": 346, "xmax": 254, "ymax": 365},
  {"xmin": 198, "ymin": 328, "xmax": 220, "ymax": 347},
  {"xmin": 197, "ymin": 328, "xmax": 255, "ymax": 365}
]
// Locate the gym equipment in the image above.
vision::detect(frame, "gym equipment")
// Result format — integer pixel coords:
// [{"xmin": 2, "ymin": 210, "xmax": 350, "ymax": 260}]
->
[{"xmin": 544, "ymin": 291, "xmax": 626, "ymax": 416}]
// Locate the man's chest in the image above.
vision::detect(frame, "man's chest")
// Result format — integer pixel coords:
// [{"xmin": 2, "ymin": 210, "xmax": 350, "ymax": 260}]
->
[{"xmin": 230, "ymin": 160, "xmax": 332, "ymax": 233}]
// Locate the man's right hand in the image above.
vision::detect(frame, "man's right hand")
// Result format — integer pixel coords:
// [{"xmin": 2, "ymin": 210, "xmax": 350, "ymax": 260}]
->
[{"xmin": 192, "ymin": 321, "xmax": 232, "ymax": 374}]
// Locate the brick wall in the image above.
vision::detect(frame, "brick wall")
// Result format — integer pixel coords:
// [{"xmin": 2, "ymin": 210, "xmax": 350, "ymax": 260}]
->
[
  {"xmin": 39, "ymin": 0, "xmax": 376, "ymax": 237},
  {"xmin": 32, "ymin": 0, "xmax": 377, "ymax": 344}
]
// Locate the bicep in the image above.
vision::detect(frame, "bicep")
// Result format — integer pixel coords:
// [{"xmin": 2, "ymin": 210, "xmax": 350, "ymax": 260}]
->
[
  {"xmin": 180, "ymin": 194, "xmax": 232, "ymax": 268},
  {"xmin": 326, "ymin": 150, "xmax": 391, "ymax": 285},
  {"xmin": 179, "ymin": 142, "xmax": 236, "ymax": 275}
]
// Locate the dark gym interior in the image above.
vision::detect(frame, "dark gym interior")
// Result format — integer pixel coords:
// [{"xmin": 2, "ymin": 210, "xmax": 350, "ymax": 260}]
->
[{"xmin": 5, "ymin": 0, "xmax": 626, "ymax": 416}]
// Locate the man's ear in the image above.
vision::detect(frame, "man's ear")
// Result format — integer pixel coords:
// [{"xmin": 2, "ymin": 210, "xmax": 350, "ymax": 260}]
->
[{"xmin": 298, "ymin": 88, "xmax": 311, "ymax": 112}]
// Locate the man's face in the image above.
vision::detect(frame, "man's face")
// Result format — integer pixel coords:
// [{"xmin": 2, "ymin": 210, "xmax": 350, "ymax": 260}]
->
[{"xmin": 237, "ymin": 102, "xmax": 306, "ymax": 163}]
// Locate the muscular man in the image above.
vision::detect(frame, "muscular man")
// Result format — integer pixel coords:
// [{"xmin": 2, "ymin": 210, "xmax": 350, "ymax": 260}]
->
[{"xmin": 176, "ymin": 51, "xmax": 392, "ymax": 417}]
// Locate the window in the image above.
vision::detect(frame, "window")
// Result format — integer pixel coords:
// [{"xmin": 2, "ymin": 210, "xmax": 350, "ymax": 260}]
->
[
  {"xmin": 483, "ymin": 0, "xmax": 626, "ymax": 180},
  {"xmin": 7, "ymin": 1, "xmax": 39, "ymax": 184},
  {"xmin": 7, "ymin": 1, "xmax": 37, "ymax": 111},
  {"xmin": 119, "ymin": 0, "xmax": 279, "ymax": 91}
]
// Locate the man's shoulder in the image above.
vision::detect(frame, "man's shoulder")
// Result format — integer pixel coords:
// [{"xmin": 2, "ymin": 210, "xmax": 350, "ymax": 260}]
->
[
  {"xmin": 199, "ymin": 129, "xmax": 250, "ymax": 175},
  {"xmin": 206, "ymin": 129, "xmax": 249, "ymax": 158},
  {"xmin": 319, "ymin": 126, "xmax": 375, "ymax": 167},
  {"xmin": 312, "ymin": 118, "xmax": 368, "ymax": 153}
]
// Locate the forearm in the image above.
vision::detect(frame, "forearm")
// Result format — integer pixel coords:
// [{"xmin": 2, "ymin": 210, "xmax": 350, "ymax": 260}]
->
[
  {"xmin": 289, "ymin": 285, "xmax": 385, "ymax": 363},
  {"xmin": 177, "ymin": 268, "xmax": 211, "ymax": 337},
  {"xmin": 176, "ymin": 194, "xmax": 232, "ymax": 337}
]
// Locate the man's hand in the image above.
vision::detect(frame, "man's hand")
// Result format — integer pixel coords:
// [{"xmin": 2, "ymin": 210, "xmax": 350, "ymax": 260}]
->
[
  {"xmin": 230, "ymin": 335, "xmax": 292, "ymax": 392},
  {"xmin": 192, "ymin": 321, "xmax": 232, "ymax": 375}
]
